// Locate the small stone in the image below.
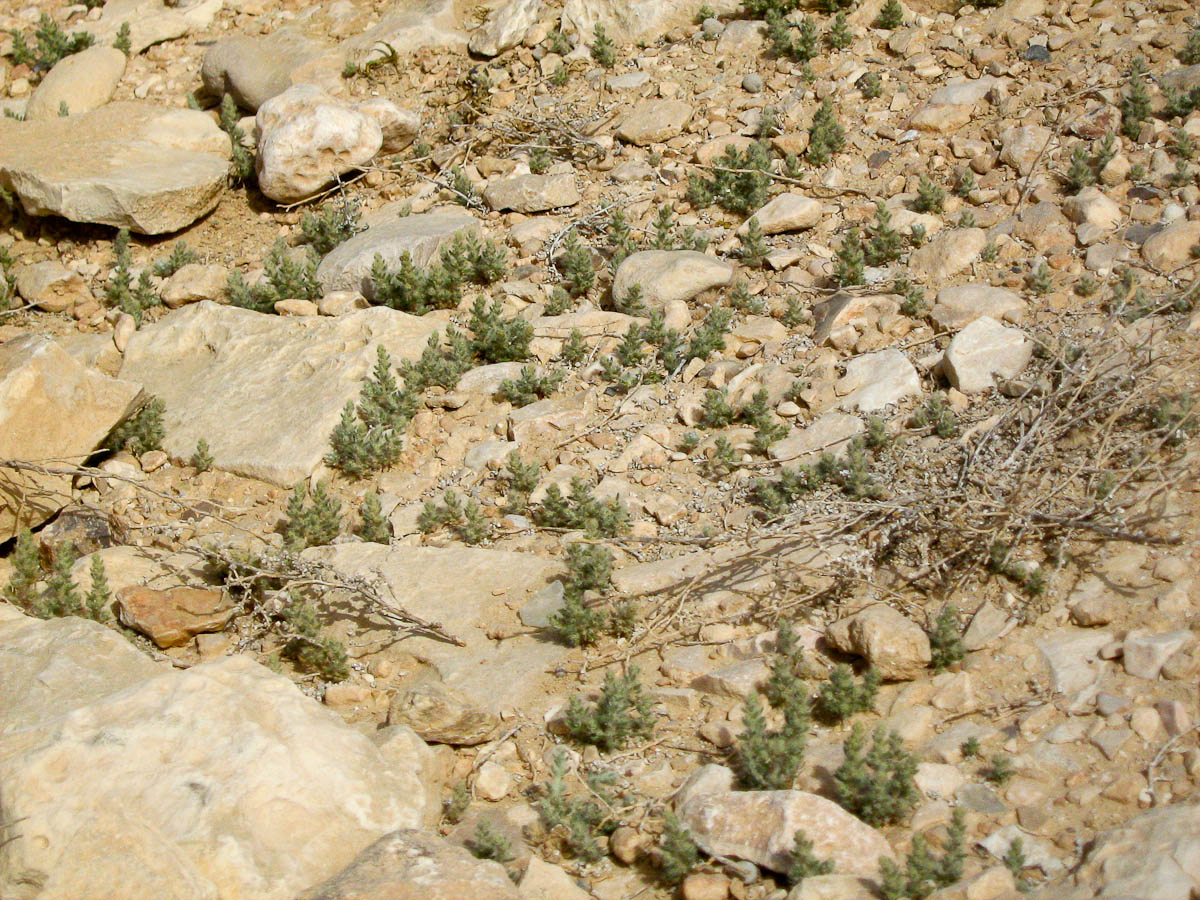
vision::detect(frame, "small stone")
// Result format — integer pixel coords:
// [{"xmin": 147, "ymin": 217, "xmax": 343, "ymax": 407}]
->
[
  {"xmin": 942, "ymin": 316, "xmax": 1033, "ymax": 394},
  {"xmin": 681, "ymin": 872, "xmax": 730, "ymax": 900},
  {"xmin": 1130, "ymin": 706, "xmax": 1164, "ymax": 741},
  {"xmin": 612, "ymin": 250, "xmax": 734, "ymax": 312},
  {"xmin": 1021, "ymin": 44, "xmax": 1051, "ymax": 62},
  {"xmin": 323, "ymin": 682, "xmax": 372, "ymax": 710},
  {"xmin": 1142, "ymin": 219, "xmax": 1200, "ymax": 270},
  {"xmin": 931, "ymin": 284, "xmax": 1025, "ymax": 331},
  {"xmin": 387, "ymin": 681, "xmax": 499, "ymax": 745},
  {"xmin": 483, "ymin": 173, "xmax": 580, "ymax": 213},
  {"xmin": 1063, "ymin": 187, "xmax": 1122, "ymax": 231},
  {"xmin": 966, "ymin": 866, "xmax": 1017, "ymax": 900},
  {"xmin": 161, "ymin": 264, "xmax": 228, "ymax": 308},
  {"xmin": 908, "ymin": 228, "xmax": 987, "ymax": 281},
  {"xmin": 739, "ymin": 193, "xmax": 823, "ymax": 235},
  {"xmin": 1000, "ymin": 125, "xmax": 1053, "ymax": 176},
  {"xmin": 609, "ymin": 826, "xmax": 643, "ymax": 864},
  {"xmin": 274, "ymin": 299, "xmax": 319, "ymax": 316},
  {"xmin": 1070, "ymin": 592, "xmax": 1120, "ymax": 626},
  {"xmin": 616, "ymin": 100, "xmax": 694, "ymax": 145},
  {"xmin": 1091, "ymin": 727, "xmax": 1133, "ymax": 760},
  {"xmin": 25, "ymin": 46, "xmax": 127, "ymax": 121},
  {"xmin": 963, "ymin": 601, "xmax": 1014, "ymax": 651},
  {"xmin": 15, "ymin": 261, "xmax": 92, "ymax": 313},
  {"xmin": 836, "ymin": 350, "xmax": 922, "ymax": 413},
  {"xmin": 474, "ymin": 760, "xmax": 512, "ymax": 801},
  {"xmin": 1123, "ymin": 629, "xmax": 1194, "ymax": 680},
  {"xmin": 1155, "ymin": 699, "xmax": 1192, "ymax": 736},
  {"xmin": 741, "ymin": 73, "xmax": 763, "ymax": 94}
]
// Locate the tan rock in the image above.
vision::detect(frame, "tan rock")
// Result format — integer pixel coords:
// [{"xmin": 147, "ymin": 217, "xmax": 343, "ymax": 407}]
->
[
  {"xmin": 0, "ymin": 335, "xmax": 143, "ymax": 539},
  {"xmin": 616, "ymin": 99, "xmax": 694, "ymax": 145},
  {"xmin": 518, "ymin": 855, "xmax": 591, "ymax": 900},
  {"xmin": 25, "ymin": 46, "xmax": 126, "ymax": 121},
  {"xmin": 612, "ymin": 250, "xmax": 733, "ymax": 311},
  {"xmin": 14, "ymin": 261, "xmax": 92, "ymax": 313},
  {"xmin": 161, "ymin": 263, "xmax": 228, "ymax": 308},
  {"xmin": 388, "ymin": 681, "xmax": 500, "ymax": 745},
  {"xmin": 1142, "ymin": 219, "xmax": 1200, "ymax": 270},
  {"xmin": 483, "ymin": 173, "xmax": 581, "ymax": 212},
  {"xmin": 825, "ymin": 603, "xmax": 931, "ymax": 680}
]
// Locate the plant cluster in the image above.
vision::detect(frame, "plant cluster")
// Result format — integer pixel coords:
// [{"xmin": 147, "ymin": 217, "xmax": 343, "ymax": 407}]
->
[
  {"xmin": 3, "ymin": 532, "xmax": 110, "ymax": 621},
  {"xmin": 833, "ymin": 228, "xmax": 865, "ymax": 286},
  {"xmin": 815, "ymin": 664, "xmax": 880, "ymax": 722},
  {"xmin": 874, "ymin": 0, "xmax": 904, "ymax": 29},
  {"xmin": 766, "ymin": 12, "xmax": 819, "ymax": 63},
  {"xmin": 687, "ymin": 140, "xmax": 773, "ymax": 214},
  {"xmin": 467, "ymin": 820, "xmax": 513, "ymax": 864},
  {"xmin": 912, "ymin": 176, "xmax": 945, "ymax": 214},
  {"xmin": 152, "ymin": 241, "xmax": 199, "ymax": 278},
  {"xmin": 0, "ymin": 248, "xmax": 15, "ymax": 311},
  {"xmin": 1120, "ymin": 57, "xmax": 1152, "ymax": 140},
  {"xmin": 753, "ymin": 435, "xmax": 884, "ymax": 514},
  {"xmin": 987, "ymin": 541, "xmax": 1046, "ymax": 597},
  {"xmin": 327, "ymin": 346, "xmax": 416, "ymax": 476},
  {"xmin": 300, "ymin": 197, "xmax": 363, "ymax": 255},
  {"xmin": 834, "ymin": 724, "xmax": 919, "ymax": 826},
  {"xmin": 879, "ymin": 809, "xmax": 966, "ymax": 900},
  {"xmin": 282, "ymin": 481, "xmax": 342, "ymax": 550},
  {"xmin": 219, "ymin": 93, "xmax": 255, "ymax": 182},
  {"xmin": 563, "ymin": 666, "xmax": 654, "ymax": 752},
  {"xmin": 227, "ymin": 240, "xmax": 321, "ymax": 313},
  {"xmin": 417, "ymin": 489, "xmax": 489, "ymax": 544},
  {"xmin": 280, "ymin": 598, "xmax": 350, "ymax": 681},
  {"xmin": 498, "ymin": 365, "xmax": 563, "ymax": 407},
  {"xmin": 549, "ymin": 542, "xmax": 623, "ymax": 646},
  {"xmin": 911, "ymin": 394, "xmax": 958, "ymax": 438},
  {"xmin": 8, "ymin": 14, "xmax": 94, "ymax": 75},
  {"xmin": 536, "ymin": 477, "xmax": 629, "ymax": 538},
  {"xmin": 356, "ymin": 492, "xmax": 392, "ymax": 544},
  {"xmin": 734, "ymin": 621, "xmax": 810, "ymax": 790},
  {"xmin": 559, "ymin": 231, "xmax": 596, "ymax": 296},
  {"xmin": 370, "ymin": 233, "xmax": 506, "ymax": 314},
  {"xmin": 928, "ymin": 606, "xmax": 966, "ymax": 671},
  {"xmin": 808, "ymin": 99, "xmax": 846, "ymax": 166},
  {"xmin": 658, "ymin": 813, "xmax": 700, "ymax": 885},
  {"xmin": 190, "ymin": 438, "xmax": 214, "ymax": 473},
  {"xmin": 502, "ymin": 451, "xmax": 539, "ymax": 512},
  {"xmin": 1181, "ymin": 26, "xmax": 1200, "ymax": 65},
  {"xmin": 591, "ymin": 24, "xmax": 617, "ymax": 67},
  {"xmin": 105, "ymin": 229, "xmax": 160, "ymax": 324},
  {"xmin": 788, "ymin": 831, "xmax": 835, "ymax": 886},
  {"xmin": 108, "ymin": 398, "xmax": 165, "ymax": 456},
  {"xmin": 537, "ymin": 749, "xmax": 612, "ymax": 862},
  {"xmin": 113, "ymin": 22, "xmax": 131, "ymax": 56}
]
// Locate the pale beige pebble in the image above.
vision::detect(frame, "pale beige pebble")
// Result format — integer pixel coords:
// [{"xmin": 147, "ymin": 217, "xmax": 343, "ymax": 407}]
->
[
  {"xmin": 474, "ymin": 759, "xmax": 512, "ymax": 801},
  {"xmin": 324, "ymin": 682, "xmax": 373, "ymax": 710},
  {"xmin": 112, "ymin": 313, "xmax": 136, "ymax": 352},
  {"xmin": 274, "ymin": 299, "xmax": 320, "ymax": 316},
  {"xmin": 1155, "ymin": 699, "xmax": 1192, "ymax": 736},
  {"xmin": 317, "ymin": 291, "xmax": 369, "ymax": 315},
  {"xmin": 1130, "ymin": 706, "xmax": 1165, "ymax": 741},
  {"xmin": 1153, "ymin": 556, "xmax": 1189, "ymax": 582},
  {"xmin": 139, "ymin": 450, "xmax": 168, "ymax": 473},
  {"xmin": 681, "ymin": 872, "xmax": 730, "ymax": 900},
  {"xmin": 195, "ymin": 631, "xmax": 235, "ymax": 660},
  {"xmin": 608, "ymin": 826, "xmax": 643, "ymax": 864}
]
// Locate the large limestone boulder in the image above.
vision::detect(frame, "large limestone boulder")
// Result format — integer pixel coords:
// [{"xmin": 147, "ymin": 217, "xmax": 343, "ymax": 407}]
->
[
  {"xmin": 0, "ymin": 335, "xmax": 143, "ymax": 540},
  {"xmin": 0, "ymin": 613, "xmax": 429, "ymax": 900},
  {"xmin": 305, "ymin": 543, "xmax": 563, "ymax": 712},
  {"xmin": 678, "ymin": 790, "xmax": 894, "ymax": 877},
  {"xmin": 117, "ymin": 302, "xmax": 440, "ymax": 485},
  {"xmin": 25, "ymin": 46, "xmax": 126, "ymax": 121},
  {"xmin": 0, "ymin": 102, "xmax": 231, "ymax": 234},
  {"xmin": 202, "ymin": 28, "xmax": 333, "ymax": 111},
  {"xmin": 255, "ymin": 85, "xmax": 383, "ymax": 204},
  {"xmin": 611, "ymin": 250, "xmax": 734, "ymax": 311},
  {"xmin": 316, "ymin": 209, "xmax": 480, "ymax": 295}
]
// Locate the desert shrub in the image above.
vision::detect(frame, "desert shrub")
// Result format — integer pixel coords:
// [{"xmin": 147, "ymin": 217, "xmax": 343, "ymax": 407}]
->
[
  {"xmin": 875, "ymin": 0, "xmax": 904, "ymax": 28},
  {"xmin": 789, "ymin": 831, "xmax": 835, "ymax": 885},
  {"xmin": 734, "ymin": 620, "xmax": 811, "ymax": 789},
  {"xmin": 807, "ymin": 99, "xmax": 845, "ymax": 165},
  {"xmin": 281, "ymin": 598, "xmax": 349, "ymax": 681},
  {"xmin": 591, "ymin": 24, "xmax": 617, "ymax": 67},
  {"xmin": 766, "ymin": 11, "xmax": 818, "ymax": 62},
  {"xmin": 468, "ymin": 296, "xmax": 533, "ymax": 363},
  {"xmin": 827, "ymin": 11, "xmax": 852, "ymax": 49},
  {"xmin": 357, "ymin": 492, "xmax": 392, "ymax": 543},
  {"xmin": 498, "ymin": 365, "xmax": 563, "ymax": 407},
  {"xmin": 833, "ymin": 228, "xmax": 865, "ymax": 286},
  {"xmin": 865, "ymin": 202, "xmax": 903, "ymax": 266},
  {"xmin": 1120, "ymin": 57, "xmax": 1152, "ymax": 140},
  {"xmin": 536, "ymin": 477, "xmax": 628, "ymax": 538},
  {"xmin": 108, "ymin": 398, "xmax": 165, "ymax": 455},
  {"xmin": 190, "ymin": 439, "xmax": 214, "ymax": 473},
  {"xmin": 912, "ymin": 394, "xmax": 958, "ymax": 438},
  {"xmin": 928, "ymin": 606, "xmax": 965, "ymax": 671},
  {"xmin": 9, "ymin": 14, "xmax": 94, "ymax": 75},
  {"xmin": 105, "ymin": 229, "xmax": 160, "ymax": 324},
  {"xmin": 467, "ymin": 820, "xmax": 513, "ymax": 863},
  {"xmin": 327, "ymin": 346, "xmax": 415, "ymax": 476},
  {"xmin": 537, "ymin": 749, "xmax": 608, "ymax": 862},
  {"xmin": 659, "ymin": 813, "xmax": 699, "ymax": 885},
  {"xmin": 153, "ymin": 241, "xmax": 199, "ymax": 277},
  {"xmin": 564, "ymin": 666, "xmax": 654, "ymax": 752},
  {"xmin": 219, "ymin": 93, "xmax": 255, "ymax": 181},
  {"xmin": 912, "ymin": 175, "xmax": 945, "ymax": 214},
  {"xmin": 815, "ymin": 664, "xmax": 880, "ymax": 722},
  {"xmin": 301, "ymin": 198, "xmax": 362, "ymax": 255},
  {"xmin": 560, "ymin": 231, "xmax": 596, "ymax": 296},
  {"xmin": 688, "ymin": 305, "xmax": 733, "ymax": 360},
  {"xmin": 834, "ymin": 725, "xmax": 919, "ymax": 826},
  {"xmin": 687, "ymin": 141, "xmax": 773, "ymax": 214},
  {"xmin": 417, "ymin": 489, "xmax": 488, "ymax": 544},
  {"xmin": 503, "ymin": 451, "xmax": 540, "ymax": 513},
  {"xmin": 283, "ymin": 481, "xmax": 342, "ymax": 550},
  {"xmin": 551, "ymin": 542, "xmax": 618, "ymax": 647},
  {"xmin": 879, "ymin": 809, "xmax": 966, "ymax": 900}
]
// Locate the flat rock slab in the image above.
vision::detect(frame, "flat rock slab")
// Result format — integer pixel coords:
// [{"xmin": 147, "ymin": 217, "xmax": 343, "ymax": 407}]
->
[
  {"xmin": 0, "ymin": 335, "xmax": 143, "ymax": 539},
  {"xmin": 0, "ymin": 614, "xmax": 427, "ymax": 900},
  {"xmin": 386, "ymin": 681, "xmax": 499, "ymax": 745},
  {"xmin": 317, "ymin": 210, "xmax": 480, "ymax": 295},
  {"xmin": 118, "ymin": 302, "xmax": 440, "ymax": 486},
  {"xmin": 931, "ymin": 284, "xmax": 1025, "ymax": 331},
  {"xmin": 770, "ymin": 411, "xmax": 865, "ymax": 465},
  {"xmin": 679, "ymin": 789, "xmax": 894, "ymax": 877},
  {"xmin": 612, "ymin": 250, "xmax": 734, "ymax": 311},
  {"xmin": 116, "ymin": 586, "xmax": 236, "ymax": 649},
  {"xmin": 836, "ymin": 349, "xmax": 922, "ymax": 412},
  {"xmin": 616, "ymin": 99, "xmax": 694, "ymax": 145},
  {"xmin": 304, "ymin": 543, "xmax": 563, "ymax": 712},
  {"xmin": 483, "ymin": 173, "xmax": 580, "ymax": 213},
  {"xmin": 0, "ymin": 102, "xmax": 232, "ymax": 234}
]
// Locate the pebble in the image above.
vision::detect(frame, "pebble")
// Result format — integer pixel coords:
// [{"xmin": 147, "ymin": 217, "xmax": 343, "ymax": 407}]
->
[{"xmin": 742, "ymin": 73, "xmax": 763, "ymax": 94}]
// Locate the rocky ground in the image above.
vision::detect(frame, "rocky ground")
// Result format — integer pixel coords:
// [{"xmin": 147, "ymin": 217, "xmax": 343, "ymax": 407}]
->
[{"xmin": 2, "ymin": 0, "xmax": 1200, "ymax": 898}]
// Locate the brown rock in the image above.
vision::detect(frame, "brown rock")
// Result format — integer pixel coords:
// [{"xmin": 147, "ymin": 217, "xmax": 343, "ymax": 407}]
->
[
  {"xmin": 115, "ymin": 586, "xmax": 235, "ymax": 649},
  {"xmin": 682, "ymin": 872, "xmax": 730, "ymax": 900}
]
